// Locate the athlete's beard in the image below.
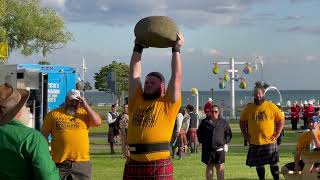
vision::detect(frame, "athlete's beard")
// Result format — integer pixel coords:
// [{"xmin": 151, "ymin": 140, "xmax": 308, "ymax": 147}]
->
[
  {"xmin": 254, "ymin": 97, "xmax": 265, "ymax": 105},
  {"xmin": 143, "ymin": 87, "xmax": 161, "ymax": 100},
  {"xmin": 66, "ymin": 105, "xmax": 78, "ymax": 116}
]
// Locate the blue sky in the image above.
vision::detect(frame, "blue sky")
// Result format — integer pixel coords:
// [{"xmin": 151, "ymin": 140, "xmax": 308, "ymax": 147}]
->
[{"xmin": 10, "ymin": 0, "xmax": 320, "ymax": 90}]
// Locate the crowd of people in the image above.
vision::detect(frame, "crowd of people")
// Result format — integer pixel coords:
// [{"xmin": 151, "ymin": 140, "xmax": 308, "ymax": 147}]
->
[
  {"xmin": 1, "ymin": 31, "xmax": 320, "ymax": 180},
  {"xmin": 290, "ymin": 99, "xmax": 316, "ymax": 130}
]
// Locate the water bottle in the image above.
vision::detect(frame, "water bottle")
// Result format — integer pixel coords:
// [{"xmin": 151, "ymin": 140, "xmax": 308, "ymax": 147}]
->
[{"xmin": 309, "ymin": 140, "xmax": 316, "ymax": 152}]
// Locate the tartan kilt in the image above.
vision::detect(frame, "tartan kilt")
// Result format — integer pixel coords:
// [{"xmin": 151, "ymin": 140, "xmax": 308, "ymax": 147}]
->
[
  {"xmin": 108, "ymin": 126, "xmax": 115, "ymax": 143},
  {"xmin": 187, "ymin": 128, "xmax": 198, "ymax": 142},
  {"xmin": 123, "ymin": 158, "xmax": 173, "ymax": 180},
  {"xmin": 246, "ymin": 143, "xmax": 279, "ymax": 167},
  {"xmin": 176, "ymin": 129, "xmax": 188, "ymax": 147}
]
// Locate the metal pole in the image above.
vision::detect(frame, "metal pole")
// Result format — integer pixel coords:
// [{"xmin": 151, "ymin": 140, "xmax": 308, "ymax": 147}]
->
[
  {"xmin": 196, "ymin": 93, "xmax": 199, "ymax": 116},
  {"xmin": 256, "ymin": 56, "xmax": 263, "ymax": 83},
  {"xmin": 82, "ymin": 68, "xmax": 85, "ymax": 90},
  {"xmin": 230, "ymin": 58, "xmax": 235, "ymax": 119},
  {"xmin": 214, "ymin": 58, "xmax": 248, "ymax": 119},
  {"xmin": 261, "ymin": 67, "xmax": 264, "ymax": 83},
  {"xmin": 82, "ymin": 58, "xmax": 87, "ymax": 97}
]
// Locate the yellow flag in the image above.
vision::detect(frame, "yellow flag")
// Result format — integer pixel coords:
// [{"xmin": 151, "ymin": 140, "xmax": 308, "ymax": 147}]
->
[{"xmin": 0, "ymin": 42, "xmax": 9, "ymax": 58}]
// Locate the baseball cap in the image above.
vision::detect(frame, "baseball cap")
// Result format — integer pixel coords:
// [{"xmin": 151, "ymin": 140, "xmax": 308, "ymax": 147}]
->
[
  {"xmin": 311, "ymin": 116, "xmax": 320, "ymax": 123},
  {"xmin": 67, "ymin": 89, "xmax": 81, "ymax": 100},
  {"xmin": 208, "ymin": 98, "xmax": 213, "ymax": 102},
  {"xmin": 308, "ymin": 100, "xmax": 313, "ymax": 105}
]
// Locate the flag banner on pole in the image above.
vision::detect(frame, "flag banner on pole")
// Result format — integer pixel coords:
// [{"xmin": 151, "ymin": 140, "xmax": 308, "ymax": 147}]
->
[{"xmin": 0, "ymin": 42, "xmax": 8, "ymax": 59}]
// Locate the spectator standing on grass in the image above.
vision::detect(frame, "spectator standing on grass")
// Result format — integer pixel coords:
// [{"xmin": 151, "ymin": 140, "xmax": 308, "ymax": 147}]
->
[
  {"xmin": 240, "ymin": 82, "xmax": 285, "ymax": 180},
  {"xmin": 204, "ymin": 97, "xmax": 213, "ymax": 118},
  {"xmin": 186, "ymin": 104, "xmax": 199, "ymax": 154},
  {"xmin": 305, "ymin": 100, "xmax": 315, "ymax": 127},
  {"xmin": 290, "ymin": 101, "xmax": 301, "ymax": 130},
  {"xmin": 106, "ymin": 103, "xmax": 120, "ymax": 154},
  {"xmin": 41, "ymin": 89, "xmax": 101, "ymax": 180},
  {"xmin": 197, "ymin": 105, "xmax": 232, "ymax": 180},
  {"xmin": 119, "ymin": 104, "xmax": 130, "ymax": 158},
  {"xmin": 172, "ymin": 107, "xmax": 189, "ymax": 160}
]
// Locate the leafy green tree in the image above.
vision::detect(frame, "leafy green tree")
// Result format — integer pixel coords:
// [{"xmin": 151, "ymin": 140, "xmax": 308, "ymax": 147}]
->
[
  {"xmin": 83, "ymin": 81, "xmax": 92, "ymax": 91},
  {"xmin": 94, "ymin": 61, "xmax": 129, "ymax": 92},
  {"xmin": 38, "ymin": 60, "xmax": 50, "ymax": 65},
  {"xmin": 0, "ymin": 0, "xmax": 72, "ymax": 56}
]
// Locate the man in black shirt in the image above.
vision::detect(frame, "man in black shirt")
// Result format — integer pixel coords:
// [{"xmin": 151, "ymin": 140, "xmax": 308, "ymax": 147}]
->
[{"xmin": 197, "ymin": 105, "xmax": 232, "ymax": 180}]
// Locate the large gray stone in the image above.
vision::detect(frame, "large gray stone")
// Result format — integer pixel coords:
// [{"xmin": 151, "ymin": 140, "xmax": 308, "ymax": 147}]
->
[{"xmin": 134, "ymin": 16, "xmax": 179, "ymax": 48}]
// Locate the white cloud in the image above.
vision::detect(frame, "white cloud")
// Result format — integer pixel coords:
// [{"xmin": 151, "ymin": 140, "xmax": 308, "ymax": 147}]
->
[
  {"xmin": 186, "ymin": 48, "xmax": 196, "ymax": 53},
  {"xmin": 144, "ymin": 49, "xmax": 172, "ymax": 57},
  {"xmin": 139, "ymin": 47, "xmax": 223, "ymax": 57},
  {"xmin": 101, "ymin": 6, "xmax": 110, "ymax": 12},
  {"xmin": 185, "ymin": 48, "xmax": 223, "ymax": 57},
  {"xmin": 40, "ymin": 0, "xmax": 313, "ymax": 30},
  {"xmin": 40, "ymin": 0, "xmax": 264, "ymax": 27},
  {"xmin": 207, "ymin": 49, "xmax": 222, "ymax": 56},
  {"xmin": 240, "ymin": 13, "xmax": 303, "ymax": 26},
  {"xmin": 40, "ymin": 0, "xmax": 66, "ymax": 10},
  {"xmin": 305, "ymin": 55, "xmax": 320, "ymax": 62}
]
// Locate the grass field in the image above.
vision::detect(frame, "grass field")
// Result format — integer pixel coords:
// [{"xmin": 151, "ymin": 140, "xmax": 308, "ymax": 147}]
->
[{"xmin": 89, "ymin": 106, "xmax": 302, "ymax": 180}]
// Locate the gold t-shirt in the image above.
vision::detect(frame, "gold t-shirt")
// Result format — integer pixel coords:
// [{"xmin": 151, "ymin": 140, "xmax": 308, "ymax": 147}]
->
[
  {"xmin": 296, "ymin": 131, "xmax": 320, "ymax": 151},
  {"xmin": 42, "ymin": 107, "xmax": 90, "ymax": 163},
  {"xmin": 240, "ymin": 101, "xmax": 284, "ymax": 145},
  {"xmin": 128, "ymin": 89, "xmax": 181, "ymax": 162}
]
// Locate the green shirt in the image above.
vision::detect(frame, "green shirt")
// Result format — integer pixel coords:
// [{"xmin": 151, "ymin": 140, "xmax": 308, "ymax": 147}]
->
[{"xmin": 0, "ymin": 120, "xmax": 59, "ymax": 180}]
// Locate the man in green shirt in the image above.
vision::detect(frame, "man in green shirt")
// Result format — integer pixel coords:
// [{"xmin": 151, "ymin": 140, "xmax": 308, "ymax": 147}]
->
[{"xmin": 0, "ymin": 83, "xmax": 59, "ymax": 180}]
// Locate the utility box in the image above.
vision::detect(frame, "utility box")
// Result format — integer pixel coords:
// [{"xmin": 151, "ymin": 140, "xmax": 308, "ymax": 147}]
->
[{"xmin": 0, "ymin": 64, "xmax": 77, "ymax": 130}]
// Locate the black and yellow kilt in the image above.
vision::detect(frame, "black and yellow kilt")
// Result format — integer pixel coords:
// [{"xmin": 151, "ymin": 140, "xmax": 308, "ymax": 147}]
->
[{"xmin": 246, "ymin": 143, "xmax": 279, "ymax": 167}]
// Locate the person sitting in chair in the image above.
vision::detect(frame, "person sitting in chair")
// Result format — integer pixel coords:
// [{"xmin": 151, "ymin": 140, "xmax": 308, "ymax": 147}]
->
[{"xmin": 281, "ymin": 116, "xmax": 320, "ymax": 175}]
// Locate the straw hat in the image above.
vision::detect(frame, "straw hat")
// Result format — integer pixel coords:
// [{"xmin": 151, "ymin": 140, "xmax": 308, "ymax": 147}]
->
[{"xmin": 0, "ymin": 83, "xmax": 30, "ymax": 125}]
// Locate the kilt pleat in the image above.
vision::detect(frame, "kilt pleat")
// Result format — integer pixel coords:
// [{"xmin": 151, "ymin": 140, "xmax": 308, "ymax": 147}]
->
[
  {"xmin": 246, "ymin": 143, "xmax": 279, "ymax": 167},
  {"xmin": 123, "ymin": 158, "xmax": 173, "ymax": 180}
]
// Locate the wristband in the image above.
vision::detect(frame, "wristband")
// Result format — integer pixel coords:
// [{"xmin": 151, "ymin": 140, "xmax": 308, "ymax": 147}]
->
[
  {"xmin": 172, "ymin": 44, "xmax": 181, "ymax": 53},
  {"xmin": 133, "ymin": 44, "xmax": 144, "ymax": 54}
]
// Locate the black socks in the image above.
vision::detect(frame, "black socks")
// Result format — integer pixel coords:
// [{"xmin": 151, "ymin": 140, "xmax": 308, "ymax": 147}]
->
[
  {"xmin": 256, "ymin": 165, "xmax": 279, "ymax": 180},
  {"xmin": 256, "ymin": 166, "xmax": 265, "ymax": 180},
  {"xmin": 270, "ymin": 165, "xmax": 279, "ymax": 180}
]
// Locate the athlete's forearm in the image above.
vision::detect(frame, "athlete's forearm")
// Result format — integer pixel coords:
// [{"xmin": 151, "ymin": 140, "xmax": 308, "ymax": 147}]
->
[{"xmin": 274, "ymin": 120, "xmax": 284, "ymax": 138}]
